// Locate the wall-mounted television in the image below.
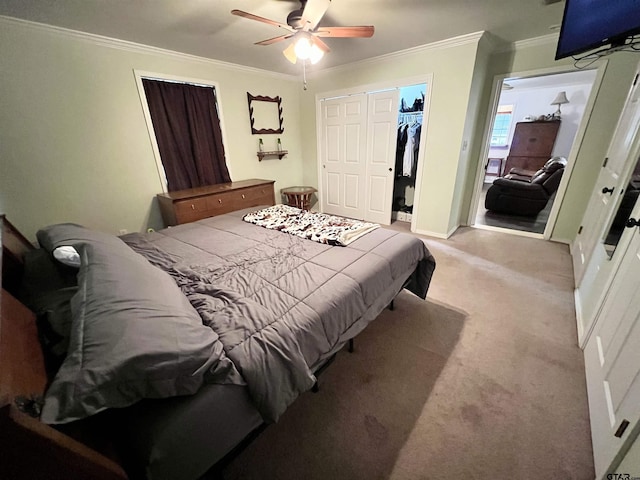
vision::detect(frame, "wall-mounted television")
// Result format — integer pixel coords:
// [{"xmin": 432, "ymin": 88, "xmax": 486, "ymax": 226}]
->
[{"xmin": 555, "ymin": 0, "xmax": 640, "ymax": 60}]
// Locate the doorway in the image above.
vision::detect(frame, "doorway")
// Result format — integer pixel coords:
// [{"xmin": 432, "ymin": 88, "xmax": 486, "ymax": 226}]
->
[
  {"xmin": 471, "ymin": 69, "xmax": 598, "ymax": 237},
  {"xmin": 316, "ymin": 76, "xmax": 430, "ymax": 228}
]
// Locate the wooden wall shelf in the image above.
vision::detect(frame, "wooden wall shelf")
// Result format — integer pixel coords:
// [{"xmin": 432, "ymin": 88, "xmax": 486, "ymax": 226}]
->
[{"xmin": 257, "ymin": 150, "xmax": 287, "ymax": 161}]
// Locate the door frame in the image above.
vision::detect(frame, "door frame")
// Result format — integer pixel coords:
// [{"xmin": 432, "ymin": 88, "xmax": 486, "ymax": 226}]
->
[
  {"xmin": 466, "ymin": 61, "xmax": 608, "ymax": 241},
  {"xmin": 315, "ymin": 73, "xmax": 433, "ymax": 231}
]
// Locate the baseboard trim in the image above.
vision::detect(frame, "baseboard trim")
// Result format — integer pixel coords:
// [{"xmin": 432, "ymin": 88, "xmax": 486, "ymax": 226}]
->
[
  {"xmin": 413, "ymin": 225, "xmax": 458, "ymax": 239},
  {"xmin": 574, "ymin": 288, "xmax": 586, "ymax": 349}
]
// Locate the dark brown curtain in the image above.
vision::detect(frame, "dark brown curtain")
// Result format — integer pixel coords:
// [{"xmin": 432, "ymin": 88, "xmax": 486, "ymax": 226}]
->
[{"xmin": 142, "ymin": 79, "xmax": 231, "ymax": 192}]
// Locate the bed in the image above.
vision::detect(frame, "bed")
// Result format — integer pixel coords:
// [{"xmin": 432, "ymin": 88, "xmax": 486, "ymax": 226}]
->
[{"xmin": 0, "ymin": 206, "xmax": 435, "ymax": 480}]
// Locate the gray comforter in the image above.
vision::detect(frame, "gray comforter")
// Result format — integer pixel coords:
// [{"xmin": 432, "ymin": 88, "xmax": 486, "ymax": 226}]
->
[{"xmin": 123, "ymin": 209, "xmax": 435, "ymax": 422}]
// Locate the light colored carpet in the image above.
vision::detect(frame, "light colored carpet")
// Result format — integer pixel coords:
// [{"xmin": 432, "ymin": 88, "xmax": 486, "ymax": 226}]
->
[{"xmin": 223, "ymin": 226, "xmax": 594, "ymax": 480}]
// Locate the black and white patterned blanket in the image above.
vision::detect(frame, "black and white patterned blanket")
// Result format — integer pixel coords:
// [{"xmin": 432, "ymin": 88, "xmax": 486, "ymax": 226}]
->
[{"xmin": 243, "ymin": 204, "xmax": 379, "ymax": 246}]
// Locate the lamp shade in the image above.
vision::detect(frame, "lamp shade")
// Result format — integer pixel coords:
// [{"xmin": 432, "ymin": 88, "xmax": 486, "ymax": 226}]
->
[
  {"xmin": 551, "ymin": 91, "xmax": 569, "ymax": 106},
  {"xmin": 283, "ymin": 33, "xmax": 326, "ymax": 65},
  {"xmin": 283, "ymin": 43, "xmax": 297, "ymax": 64}
]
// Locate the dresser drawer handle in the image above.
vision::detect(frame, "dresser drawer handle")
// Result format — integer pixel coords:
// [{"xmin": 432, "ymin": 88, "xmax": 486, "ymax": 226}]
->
[
  {"xmin": 218, "ymin": 199, "xmax": 222, "ymax": 204},
  {"xmin": 191, "ymin": 204, "xmax": 195, "ymax": 210},
  {"xmin": 242, "ymin": 194, "xmax": 246, "ymax": 199}
]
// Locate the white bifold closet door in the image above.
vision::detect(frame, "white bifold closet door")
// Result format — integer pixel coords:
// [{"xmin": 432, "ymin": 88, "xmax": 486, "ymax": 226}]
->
[
  {"xmin": 321, "ymin": 90, "xmax": 399, "ymax": 224},
  {"xmin": 321, "ymin": 94, "xmax": 368, "ymax": 220}
]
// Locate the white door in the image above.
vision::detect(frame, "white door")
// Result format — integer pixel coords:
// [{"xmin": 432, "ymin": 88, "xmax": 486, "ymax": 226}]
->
[
  {"xmin": 364, "ymin": 90, "xmax": 400, "ymax": 225},
  {"xmin": 321, "ymin": 95, "xmax": 368, "ymax": 219},
  {"xmin": 574, "ymin": 68, "xmax": 640, "ymax": 343},
  {"xmin": 584, "ymin": 219, "xmax": 640, "ymax": 478}
]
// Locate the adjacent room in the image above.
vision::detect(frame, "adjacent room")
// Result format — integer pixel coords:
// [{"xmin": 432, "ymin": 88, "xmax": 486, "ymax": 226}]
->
[
  {"xmin": 473, "ymin": 69, "xmax": 597, "ymax": 236},
  {"xmin": 1, "ymin": 1, "xmax": 640, "ymax": 479}
]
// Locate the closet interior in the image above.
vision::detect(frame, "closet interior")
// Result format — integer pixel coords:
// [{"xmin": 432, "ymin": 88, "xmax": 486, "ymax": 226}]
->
[{"xmin": 393, "ymin": 84, "xmax": 426, "ymax": 223}]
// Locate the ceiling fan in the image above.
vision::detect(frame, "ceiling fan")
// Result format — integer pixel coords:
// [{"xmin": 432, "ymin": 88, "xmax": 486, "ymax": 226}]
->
[{"xmin": 231, "ymin": 0, "xmax": 374, "ymax": 65}]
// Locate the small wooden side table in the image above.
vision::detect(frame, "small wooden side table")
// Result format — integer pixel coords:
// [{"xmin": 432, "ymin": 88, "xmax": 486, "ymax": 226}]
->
[{"xmin": 281, "ymin": 186, "xmax": 317, "ymax": 210}]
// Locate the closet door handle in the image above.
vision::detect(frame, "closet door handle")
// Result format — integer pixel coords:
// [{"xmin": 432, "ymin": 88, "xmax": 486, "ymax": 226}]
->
[
  {"xmin": 388, "ymin": 168, "xmax": 392, "ymax": 172},
  {"xmin": 614, "ymin": 419, "xmax": 630, "ymax": 438},
  {"xmin": 626, "ymin": 218, "xmax": 640, "ymax": 228}
]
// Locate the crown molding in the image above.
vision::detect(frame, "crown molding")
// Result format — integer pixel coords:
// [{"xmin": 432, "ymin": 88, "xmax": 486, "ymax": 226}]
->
[
  {"xmin": 0, "ymin": 15, "xmax": 296, "ymax": 81},
  {"xmin": 313, "ymin": 31, "xmax": 486, "ymax": 77},
  {"xmin": 495, "ymin": 33, "xmax": 559, "ymax": 53}
]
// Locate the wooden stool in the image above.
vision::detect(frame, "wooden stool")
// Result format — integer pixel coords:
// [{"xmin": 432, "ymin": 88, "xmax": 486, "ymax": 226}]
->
[{"xmin": 280, "ymin": 186, "xmax": 317, "ymax": 210}]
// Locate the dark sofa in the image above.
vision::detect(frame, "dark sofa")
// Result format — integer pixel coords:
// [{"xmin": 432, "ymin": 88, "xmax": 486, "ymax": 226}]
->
[{"xmin": 485, "ymin": 156, "xmax": 567, "ymax": 216}]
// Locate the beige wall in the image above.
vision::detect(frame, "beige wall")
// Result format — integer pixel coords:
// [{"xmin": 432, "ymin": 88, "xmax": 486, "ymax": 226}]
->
[
  {"xmin": 0, "ymin": 17, "xmax": 304, "ymax": 240},
  {"xmin": 488, "ymin": 39, "xmax": 638, "ymax": 243},
  {"xmin": 3, "ymin": 16, "xmax": 636, "ymax": 246},
  {"xmin": 453, "ymin": 35, "xmax": 493, "ymax": 233},
  {"xmin": 299, "ymin": 34, "xmax": 482, "ymax": 237},
  {"xmin": 298, "ymin": 32, "xmax": 638, "ymax": 242}
]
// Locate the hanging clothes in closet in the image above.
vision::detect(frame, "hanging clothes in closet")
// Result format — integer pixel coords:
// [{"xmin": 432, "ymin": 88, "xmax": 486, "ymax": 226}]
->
[
  {"xmin": 393, "ymin": 86, "xmax": 425, "ymax": 221},
  {"xmin": 395, "ymin": 116, "xmax": 422, "ymax": 179}
]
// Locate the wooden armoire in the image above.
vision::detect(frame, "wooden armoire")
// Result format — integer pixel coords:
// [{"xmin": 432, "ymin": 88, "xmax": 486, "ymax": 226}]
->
[{"xmin": 502, "ymin": 120, "xmax": 560, "ymax": 176}]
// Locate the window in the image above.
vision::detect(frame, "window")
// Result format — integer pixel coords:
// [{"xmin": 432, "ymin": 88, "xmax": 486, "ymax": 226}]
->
[
  {"xmin": 141, "ymin": 78, "xmax": 231, "ymax": 192},
  {"xmin": 490, "ymin": 105, "xmax": 514, "ymax": 147}
]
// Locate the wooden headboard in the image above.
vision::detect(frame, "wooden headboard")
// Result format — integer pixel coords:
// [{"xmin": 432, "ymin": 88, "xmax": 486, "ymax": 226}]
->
[
  {"xmin": 0, "ymin": 216, "xmax": 127, "ymax": 480},
  {"xmin": 1, "ymin": 215, "xmax": 33, "ymax": 297}
]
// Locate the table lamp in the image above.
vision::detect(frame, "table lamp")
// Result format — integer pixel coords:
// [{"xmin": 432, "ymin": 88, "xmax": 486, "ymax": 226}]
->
[{"xmin": 550, "ymin": 91, "xmax": 569, "ymax": 119}]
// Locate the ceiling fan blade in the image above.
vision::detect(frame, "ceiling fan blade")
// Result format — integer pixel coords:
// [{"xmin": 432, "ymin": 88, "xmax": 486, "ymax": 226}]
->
[
  {"xmin": 231, "ymin": 9, "xmax": 295, "ymax": 33},
  {"xmin": 300, "ymin": 0, "xmax": 331, "ymax": 31},
  {"xmin": 255, "ymin": 34, "xmax": 294, "ymax": 46},
  {"xmin": 311, "ymin": 35, "xmax": 331, "ymax": 53},
  {"xmin": 314, "ymin": 26, "xmax": 375, "ymax": 38}
]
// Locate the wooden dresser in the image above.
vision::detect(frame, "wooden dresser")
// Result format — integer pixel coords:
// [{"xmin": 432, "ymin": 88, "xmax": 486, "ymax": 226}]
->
[
  {"xmin": 157, "ymin": 178, "xmax": 276, "ymax": 226},
  {"xmin": 502, "ymin": 121, "xmax": 560, "ymax": 176}
]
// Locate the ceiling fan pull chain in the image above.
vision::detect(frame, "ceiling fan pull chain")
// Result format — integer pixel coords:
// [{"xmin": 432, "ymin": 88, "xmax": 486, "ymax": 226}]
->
[{"xmin": 303, "ymin": 59, "xmax": 308, "ymax": 90}]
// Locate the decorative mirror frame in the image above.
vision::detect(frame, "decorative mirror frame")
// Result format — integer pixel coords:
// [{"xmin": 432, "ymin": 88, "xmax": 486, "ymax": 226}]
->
[{"xmin": 247, "ymin": 93, "xmax": 284, "ymax": 135}]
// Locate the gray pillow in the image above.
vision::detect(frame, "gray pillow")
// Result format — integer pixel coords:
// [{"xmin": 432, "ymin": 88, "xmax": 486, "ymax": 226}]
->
[
  {"xmin": 20, "ymin": 249, "xmax": 79, "ymax": 376},
  {"xmin": 40, "ymin": 240, "xmax": 224, "ymax": 424},
  {"xmin": 36, "ymin": 223, "xmax": 126, "ymax": 256}
]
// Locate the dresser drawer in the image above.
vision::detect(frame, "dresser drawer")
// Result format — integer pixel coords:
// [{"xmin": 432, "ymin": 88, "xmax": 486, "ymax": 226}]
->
[
  {"xmin": 240, "ymin": 185, "xmax": 274, "ymax": 205},
  {"xmin": 174, "ymin": 198, "xmax": 210, "ymax": 223},
  {"xmin": 205, "ymin": 192, "xmax": 237, "ymax": 215}
]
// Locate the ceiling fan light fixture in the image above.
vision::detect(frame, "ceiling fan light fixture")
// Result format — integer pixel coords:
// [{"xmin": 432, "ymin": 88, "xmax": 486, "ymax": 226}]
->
[
  {"xmin": 308, "ymin": 43, "xmax": 324, "ymax": 64},
  {"xmin": 294, "ymin": 34, "xmax": 313, "ymax": 60},
  {"xmin": 283, "ymin": 43, "xmax": 298, "ymax": 64}
]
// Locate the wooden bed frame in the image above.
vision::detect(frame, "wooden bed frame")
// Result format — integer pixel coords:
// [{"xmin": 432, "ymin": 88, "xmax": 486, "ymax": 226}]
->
[{"xmin": 0, "ymin": 215, "xmax": 128, "ymax": 479}]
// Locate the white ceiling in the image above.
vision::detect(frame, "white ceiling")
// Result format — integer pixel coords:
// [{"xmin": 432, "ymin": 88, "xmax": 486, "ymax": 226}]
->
[{"xmin": 0, "ymin": 0, "xmax": 567, "ymax": 75}]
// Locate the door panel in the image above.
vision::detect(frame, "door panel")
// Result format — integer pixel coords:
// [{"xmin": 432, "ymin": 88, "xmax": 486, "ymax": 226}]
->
[
  {"xmin": 344, "ymin": 174, "xmax": 361, "ymax": 209},
  {"xmin": 364, "ymin": 90, "xmax": 400, "ymax": 224},
  {"xmin": 585, "ymin": 226, "xmax": 640, "ymax": 478},
  {"xmin": 321, "ymin": 95, "xmax": 368, "ymax": 219},
  {"xmin": 367, "ymin": 175, "xmax": 388, "ymax": 214},
  {"xmin": 326, "ymin": 172, "xmax": 341, "ymax": 207},
  {"xmin": 345, "ymin": 124, "xmax": 363, "ymax": 162}
]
